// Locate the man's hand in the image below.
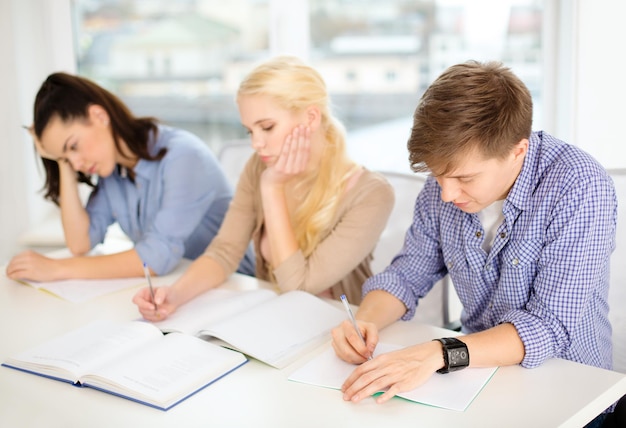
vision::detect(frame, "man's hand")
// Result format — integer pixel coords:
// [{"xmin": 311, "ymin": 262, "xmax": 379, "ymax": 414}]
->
[
  {"xmin": 331, "ymin": 319, "xmax": 379, "ymax": 364},
  {"xmin": 340, "ymin": 340, "xmax": 444, "ymax": 404}
]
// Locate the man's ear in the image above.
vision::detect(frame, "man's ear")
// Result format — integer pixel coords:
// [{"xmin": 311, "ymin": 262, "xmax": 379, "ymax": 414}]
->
[
  {"xmin": 87, "ymin": 104, "xmax": 110, "ymax": 127},
  {"xmin": 305, "ymin": 105, "xmax": 322, "ymax": 131},
  {"xmin": 512, "ymin": 138, "xmax": 529, "ymax": 162}
]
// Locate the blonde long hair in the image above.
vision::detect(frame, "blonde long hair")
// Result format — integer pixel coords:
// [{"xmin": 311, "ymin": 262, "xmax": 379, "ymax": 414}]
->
[{"xmin": 237, "ymin": 56, "xmax": 357, "ymax": 257}]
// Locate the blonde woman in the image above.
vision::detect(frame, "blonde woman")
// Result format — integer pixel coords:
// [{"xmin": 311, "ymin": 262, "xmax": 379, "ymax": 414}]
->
[{"xmin": 133, "ymin": 56, "xmax": 394, "ymax": 321}]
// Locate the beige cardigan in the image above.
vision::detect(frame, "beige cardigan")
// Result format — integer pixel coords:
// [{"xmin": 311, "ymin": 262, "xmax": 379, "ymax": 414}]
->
[{"xmin": 204, "ymin": 155, "xmax": 394, "ymax": 304}]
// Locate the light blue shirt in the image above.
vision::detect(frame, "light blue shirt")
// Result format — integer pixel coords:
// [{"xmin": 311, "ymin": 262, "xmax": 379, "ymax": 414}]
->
[
  {"xmin": 86, "ymin": 125, "xmax": 255, "ymax": 276},
  {"xmin": 364, "ymin": 131, "xmax": 617, "ymax": 370}
]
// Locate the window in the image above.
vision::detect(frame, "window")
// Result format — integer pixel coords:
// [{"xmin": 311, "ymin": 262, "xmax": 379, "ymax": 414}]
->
[
  {"xmin": 73, "ymin": 0, "xmax": 544, "ymax": 166},
  {"xmin": 309, "ymin": 0, "xmax": 543, "ymax": 131},
  {"xmin": 74, "ymin": 0, "xmax": 271, "ymax": 152}
]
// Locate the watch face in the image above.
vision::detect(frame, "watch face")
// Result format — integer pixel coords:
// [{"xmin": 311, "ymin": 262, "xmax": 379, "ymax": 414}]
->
[{"xmin": 449, "ymin": 348, "xmax": 469, "ymax": 366}]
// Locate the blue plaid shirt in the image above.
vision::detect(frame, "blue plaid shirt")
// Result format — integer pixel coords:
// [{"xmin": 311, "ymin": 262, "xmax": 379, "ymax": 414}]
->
[{"xmin": 365, "ymin": 131, "xmax": 617, "ymax": 369}]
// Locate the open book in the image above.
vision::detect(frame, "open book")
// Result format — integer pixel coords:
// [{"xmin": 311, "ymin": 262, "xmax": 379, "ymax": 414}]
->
[
  {"xmin": 288, "ymin": 344, "xmax": 497, "ymax": 411},
  {"xmin": 2, "ymin": 319, "xmax": 247, "ymax": 411},
  {"xmin": 151, "ymin": 288, "xmax": 347, "ymax": 369}
]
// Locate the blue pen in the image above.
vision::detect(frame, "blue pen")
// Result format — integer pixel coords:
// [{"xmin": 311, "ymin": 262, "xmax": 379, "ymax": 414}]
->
[
  {"xmin": 142, "ymin": 262, "xmax": 157, "ymax": 311},
  {"xmin": 340, "ymin": 294, "xmax": 373, "ymax": 361}
]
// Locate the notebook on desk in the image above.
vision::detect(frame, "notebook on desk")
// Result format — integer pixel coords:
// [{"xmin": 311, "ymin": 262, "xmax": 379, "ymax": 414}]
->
[
  {"xmin": 13, "ymin": 257, "xmax": 190, "ymax": 303},
  {"xmin": 152, "ymin": 288, "xmax": 347, "ymax": 369},
  {"xmin": 288, "ymin": 344, "xmax": 498, "ymax": 411}
]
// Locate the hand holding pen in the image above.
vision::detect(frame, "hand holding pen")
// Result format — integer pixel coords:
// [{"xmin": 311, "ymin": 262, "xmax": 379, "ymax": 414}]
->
[
  {"xmin": 340, "ymin": 294, "xmax": 373, "ymax": 361},
  {"xmin": 133, "ymin": 264, "xmax": 181, "ymax": 322}
]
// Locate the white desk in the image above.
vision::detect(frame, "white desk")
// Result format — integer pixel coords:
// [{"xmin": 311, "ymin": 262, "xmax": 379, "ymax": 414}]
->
[{"xmin": 0, "ymin": 268, "xmax": 624, "ymax": 428}]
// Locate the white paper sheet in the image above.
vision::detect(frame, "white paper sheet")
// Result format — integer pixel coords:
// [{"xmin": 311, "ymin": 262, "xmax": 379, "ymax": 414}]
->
[{"xmin": 288, "ymin": 343, "xmax": 497, "ymax": 411}]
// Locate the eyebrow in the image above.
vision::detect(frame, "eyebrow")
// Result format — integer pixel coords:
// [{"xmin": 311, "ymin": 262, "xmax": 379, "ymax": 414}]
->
[
  {"xmin": 61, "ymin": 136, "xmax": 73, "ymax": 154},
  {"xmin": 241, "ymin": 118, "xmax": 272, "ymax": 130},
  {"xmin": 450, "ymin": 173, "xmax": 479, "ymax": 179},
  {"xmin": 430, "ymin": 171, "xmax": 480, "ymax": 179},
  {"xmin": 253, "ymin": 118, "xmax": 273, "ymax": 126}
]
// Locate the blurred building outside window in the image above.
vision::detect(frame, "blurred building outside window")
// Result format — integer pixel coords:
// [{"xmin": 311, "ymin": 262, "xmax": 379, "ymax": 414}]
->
[{"xmin": 73, "ymin": 0, "xmax": 544, "ymax": 173}]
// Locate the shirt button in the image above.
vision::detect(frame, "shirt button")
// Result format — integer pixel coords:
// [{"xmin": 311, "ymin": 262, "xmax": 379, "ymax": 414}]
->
[
  {"xmin": 489, "ymin": 303, "xmax": 493, "ymax": 308},
  {"xmin": 475, "ymin": 231, "xmax": 482, "ymax": 238},
  {"xmin": 485, "ymin": 265, "xmax": 492, "ymax": 271},
  {"xmin": 447, "ymin": 262, "xmax": 453, "ymax": 269},
  {"xmin": 500, "ymin": 232, "xmax": 506, "ymax": 239},
  {"xmin": 512, "ymin": 258, "xmax": 520, "ymax": 266}
]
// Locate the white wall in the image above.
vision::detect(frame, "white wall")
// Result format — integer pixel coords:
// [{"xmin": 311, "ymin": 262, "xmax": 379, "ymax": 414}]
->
[
  {"xmin": 0, "ymin": 1, "xmax": 26, "ymax": 262},
  {"xmin": 0, "ymin": 0, "xmax": 75, "ymax": 261},
  {"xmin": 573, "ymin": 1, "xmax": 626, "ymax": 168}
]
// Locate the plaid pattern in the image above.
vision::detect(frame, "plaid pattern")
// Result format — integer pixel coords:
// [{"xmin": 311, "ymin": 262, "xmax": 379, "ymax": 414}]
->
[{"xmin": 364, "ymin": 131, "xmax": 617, "ymax": 369}]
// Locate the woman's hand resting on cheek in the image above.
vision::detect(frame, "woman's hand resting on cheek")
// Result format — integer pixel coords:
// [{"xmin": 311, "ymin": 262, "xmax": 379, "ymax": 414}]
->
[{"xmin": 261, "ymin": 125, "xmax": 311, "ymax": 187}]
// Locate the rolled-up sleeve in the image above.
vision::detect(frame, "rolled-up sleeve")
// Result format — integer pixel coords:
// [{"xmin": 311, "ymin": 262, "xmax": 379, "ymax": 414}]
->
[{"xmin": 500, "ymin": 172, "xmax": 616, "ymax": 368}]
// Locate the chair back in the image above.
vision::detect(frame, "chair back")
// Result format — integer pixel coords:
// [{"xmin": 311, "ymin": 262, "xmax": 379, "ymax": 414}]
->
[
  {"xmin": 373, "ymin": 171, "xmax": 461, "ymax": 329},
  {"xmin": 218, "ymin": 139, "xmax": 254, "ymax": 188},
  {"xmin": 371, "ymin": 171, "xmax": 427, "ymax": 274},
  {"xmin": 607, "ymin": 169, "xmax": 626, "ymax": 373}
]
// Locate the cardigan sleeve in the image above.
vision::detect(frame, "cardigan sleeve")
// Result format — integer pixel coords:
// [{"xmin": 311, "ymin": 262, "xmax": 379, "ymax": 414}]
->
[{"xmin": 203, "ymin": 155, "xmax": 259, "ymax": 276}]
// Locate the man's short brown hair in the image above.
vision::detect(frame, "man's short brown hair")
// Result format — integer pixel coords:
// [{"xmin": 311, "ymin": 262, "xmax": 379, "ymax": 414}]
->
[{"xmin": 408, "ymin": 61, "xmax": 533, "ymax": 175}]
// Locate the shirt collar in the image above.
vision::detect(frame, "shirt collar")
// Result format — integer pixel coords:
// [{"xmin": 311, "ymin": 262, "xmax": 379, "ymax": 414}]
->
[{"xmin": 504, "ymin": 131, "xmax": 542, "ymax": 212}]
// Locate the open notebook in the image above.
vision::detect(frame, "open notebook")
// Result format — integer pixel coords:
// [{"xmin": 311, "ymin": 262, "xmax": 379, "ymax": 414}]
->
[
  {"xmin": 12, "ymin": 249, "xmax": 190, "ymax": 304},
  {"xmin": 152, "ymin": 288, "xmax": 347, "ymax": 369},
  {"xmin": 288, "ymin": 343, "xmax": 497, "ymax": 411}
]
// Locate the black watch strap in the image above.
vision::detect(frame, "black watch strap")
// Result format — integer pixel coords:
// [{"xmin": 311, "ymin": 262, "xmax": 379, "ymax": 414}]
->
[{"xmin": 434, "ymin": 337, "xmax": 469, "ymax": 374}]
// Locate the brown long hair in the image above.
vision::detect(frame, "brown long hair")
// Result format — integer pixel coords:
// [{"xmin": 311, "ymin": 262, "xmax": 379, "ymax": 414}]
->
[
  {"xmin": 408, "ymin": 61, "xmax": 533, "ymax": 175},
  {"xmin": 32, "ymin": 72, "xmax": 165, "ymax": 204}
]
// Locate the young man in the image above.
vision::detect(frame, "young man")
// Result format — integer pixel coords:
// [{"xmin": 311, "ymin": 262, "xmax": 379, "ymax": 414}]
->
[{"xmin": 331, "ymin": 61, "xmax": 617, "ymax": 414}]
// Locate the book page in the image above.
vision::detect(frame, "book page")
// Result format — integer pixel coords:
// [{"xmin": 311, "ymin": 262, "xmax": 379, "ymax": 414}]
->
[
  {"xmin": 198, "ymin": 290, "xmax": 346, "ymax": 369},
  {"xmin": 151, "ymin": 288, "xmax": 277, "ymax": 335},
  {"xmin": 288, "ymin": 344, "xmax": 498, "ymax": 411},
  {"xmin": 16, "ymin": 251, "xmax": 191, "ymax": 303},
  {"xmin": 3, "ymin": 320, "xmax": 162, "ymax": 383},
  {"xmin": 81, "ymin": 333, "xmax": 247, "ymax": 410},
  {"xmin": 24, "ymin": 277, "xmax": 146, "ymax": 303}
]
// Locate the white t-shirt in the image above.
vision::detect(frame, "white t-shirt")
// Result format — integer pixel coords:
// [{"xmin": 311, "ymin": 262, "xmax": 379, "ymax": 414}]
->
[{"xmin": 476, "ymin": 200, "xmax": 505, "ymax": 253}]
